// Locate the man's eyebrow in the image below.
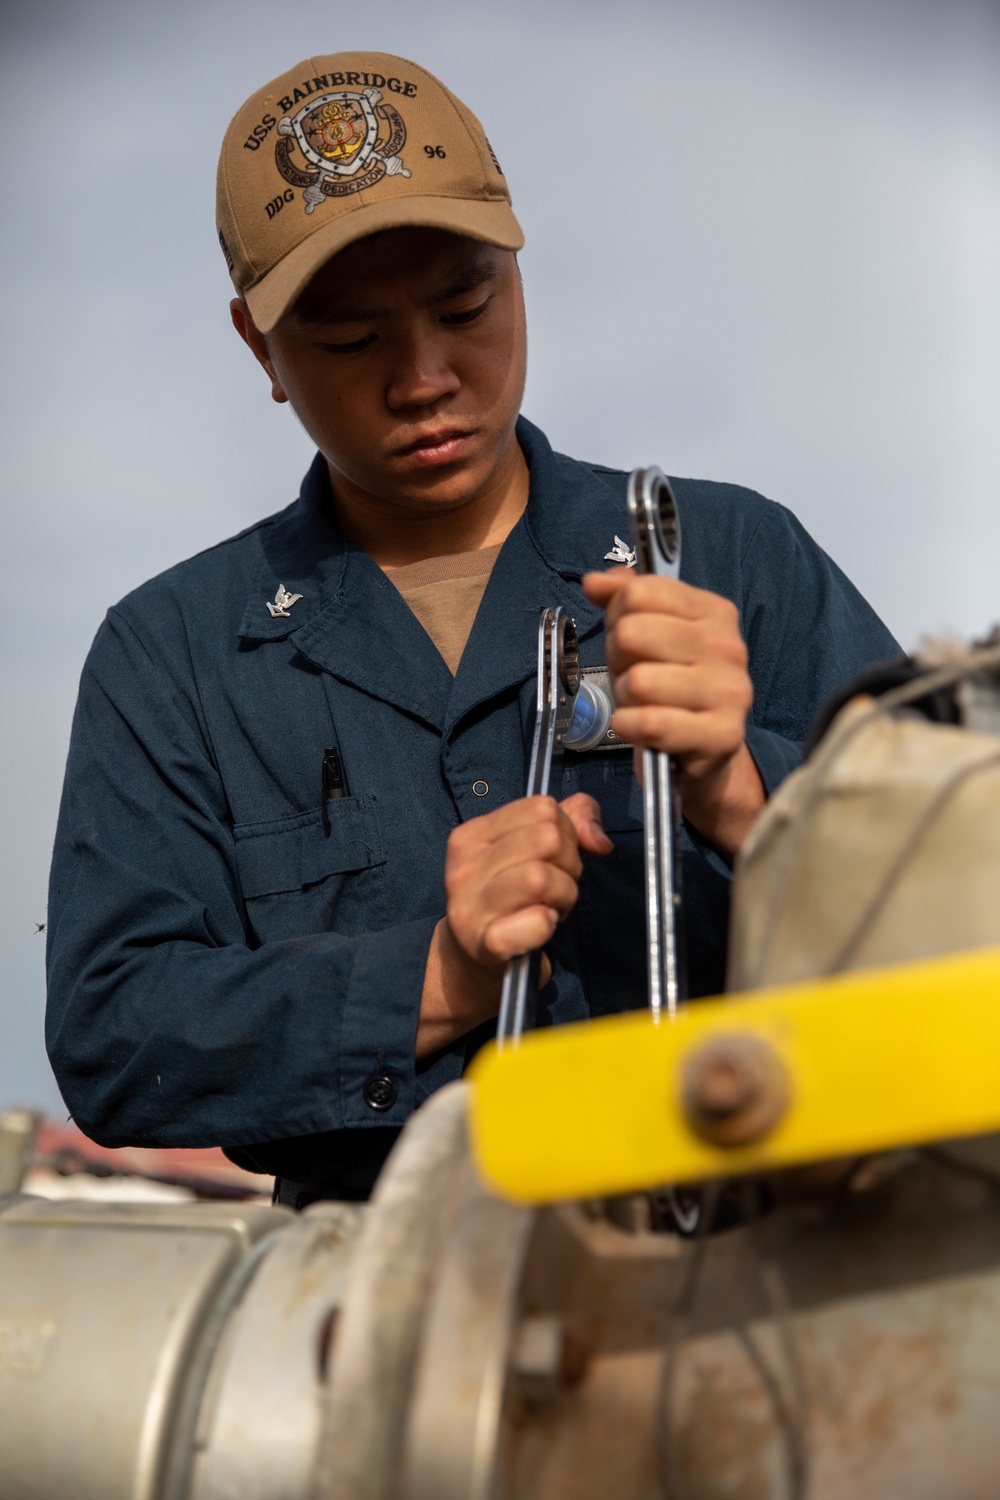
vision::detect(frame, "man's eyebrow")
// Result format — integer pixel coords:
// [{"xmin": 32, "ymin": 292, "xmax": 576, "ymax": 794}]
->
[
  {"xmin": 421, "ymin": 261, "xmax": 501, "ymax": 307},
  {"xmin": 295, "ymin": 303, "xmax": 391, "ymax": 327},
  {"xmin": 293, "ymin": 260, "xmax": 501, "ymax": 327}
]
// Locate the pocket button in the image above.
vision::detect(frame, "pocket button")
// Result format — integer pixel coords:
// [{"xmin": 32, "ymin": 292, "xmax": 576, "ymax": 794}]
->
[{"xmin": 363, "ymin": 1074, "xmax": 398, "ymax": 1112}]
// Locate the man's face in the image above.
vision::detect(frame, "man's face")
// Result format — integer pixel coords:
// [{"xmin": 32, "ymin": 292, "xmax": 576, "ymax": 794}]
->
[{"xmin": 240, "ymin": 228, "xmax": 526, "ymax": 516}]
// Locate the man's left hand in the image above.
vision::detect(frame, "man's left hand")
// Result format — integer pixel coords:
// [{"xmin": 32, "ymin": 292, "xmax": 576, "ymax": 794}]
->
[{"xmin": 582, "ymin": 570, "xmax": 765, "ymax": 858}]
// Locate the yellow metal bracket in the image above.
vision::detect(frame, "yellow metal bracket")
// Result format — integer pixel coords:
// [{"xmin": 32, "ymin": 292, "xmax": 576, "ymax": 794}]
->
[{"xmin": 468, "ymin": 947, "xmax": 1000, "ymax": 1203}]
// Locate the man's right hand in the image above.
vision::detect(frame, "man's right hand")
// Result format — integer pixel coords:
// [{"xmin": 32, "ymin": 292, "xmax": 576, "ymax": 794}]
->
[{"xmin": 417, "ymin": 793, "xmax": 613, "ymax": 1057}]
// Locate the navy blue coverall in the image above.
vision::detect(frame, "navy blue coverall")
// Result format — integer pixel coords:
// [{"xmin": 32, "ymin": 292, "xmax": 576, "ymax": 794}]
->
[{"xmin": 46, "ymin": 418, "xmax": 898, "ymax": 1197}]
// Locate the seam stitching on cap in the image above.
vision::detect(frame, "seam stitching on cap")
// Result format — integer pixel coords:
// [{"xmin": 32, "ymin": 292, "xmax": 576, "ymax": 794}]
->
[{"xmin": 435, "ymin": 84, "xmax": 502, "ymax": 198}]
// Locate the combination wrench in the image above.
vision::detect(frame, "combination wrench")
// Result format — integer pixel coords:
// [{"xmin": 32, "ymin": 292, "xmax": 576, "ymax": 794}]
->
[
  {"xmin": 496, "ymin": 606, "xmax": 580, "ymax": 1048},
  {"xmin": 628, "ymin": 465, "xmax": 701, "ymax": 1233},
  {"xmin": 626, "ymin": 465, "xmax": 685, "ymax": 1019}
]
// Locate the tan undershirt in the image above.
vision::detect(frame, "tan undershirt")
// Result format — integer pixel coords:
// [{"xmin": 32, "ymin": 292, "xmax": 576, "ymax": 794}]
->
[{"xmin": 385, "ymin": 543, "xmax": 504, "ymax": 675}]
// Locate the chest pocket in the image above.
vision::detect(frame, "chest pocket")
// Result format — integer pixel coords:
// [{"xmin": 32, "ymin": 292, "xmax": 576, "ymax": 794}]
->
[{"xmin": 233, "ymin": 796, "xmax": 385, "ymax": 896}]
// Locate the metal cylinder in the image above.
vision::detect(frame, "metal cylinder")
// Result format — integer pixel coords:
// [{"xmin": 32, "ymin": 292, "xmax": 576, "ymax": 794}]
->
[
  {"xmin": 4, "ymin": 1094, "xmax": 1000, "ymax": 1499},
  {"xmin": 0, "ymin": 1192, "xmax": 361, "ymax": 1500}
]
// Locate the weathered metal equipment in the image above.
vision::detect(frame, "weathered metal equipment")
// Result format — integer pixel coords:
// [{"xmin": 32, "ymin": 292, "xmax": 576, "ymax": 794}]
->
[
  {"xmin": 6, "ymin": 1080, "xmax": 1000, "ymax": 1499},
  {"xmin": 0, "ymin": 1192, "xmax": 359, "ymax": 1500}
]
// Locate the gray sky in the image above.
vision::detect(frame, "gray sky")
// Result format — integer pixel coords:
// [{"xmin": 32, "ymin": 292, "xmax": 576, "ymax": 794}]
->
[{"xmin": 2, "ymin": 0, "xmax": 998, "ymax": 1113}]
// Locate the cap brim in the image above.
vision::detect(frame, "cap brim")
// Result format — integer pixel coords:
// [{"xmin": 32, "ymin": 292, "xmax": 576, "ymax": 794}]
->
[{"xmin": 244, "ymin": 196, "xmax": 524, "ymax": 334}]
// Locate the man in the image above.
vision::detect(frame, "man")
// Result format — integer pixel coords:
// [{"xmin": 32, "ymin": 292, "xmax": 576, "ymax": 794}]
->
[{"xmin": 46, "ymin": 52, "xmax": 897, "ymax": 1205}]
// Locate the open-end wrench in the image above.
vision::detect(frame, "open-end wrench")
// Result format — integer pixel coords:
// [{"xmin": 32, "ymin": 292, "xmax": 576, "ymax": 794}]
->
[
  {"xmin": 626, "ymin": 465, "xmax": 685, "ymax": 1020},
  {"xmin": 496, "ymin": 607, "xmax": 581, "ymax": 1049}
]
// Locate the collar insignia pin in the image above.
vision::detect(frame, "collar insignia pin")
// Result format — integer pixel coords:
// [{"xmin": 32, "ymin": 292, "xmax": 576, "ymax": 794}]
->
[
  {"xmin": 604, "ymin": 535, "xmax": 637, "ymax": 567},
  {"xmin": 266, "ymin": 584, "xmax": 303, "ymax": 619}
]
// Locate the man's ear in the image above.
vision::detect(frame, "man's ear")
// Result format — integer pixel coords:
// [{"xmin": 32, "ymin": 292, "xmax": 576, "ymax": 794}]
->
[{"xmin": 229, "ymin": 299, "xmax": 289, "ymax": 404}]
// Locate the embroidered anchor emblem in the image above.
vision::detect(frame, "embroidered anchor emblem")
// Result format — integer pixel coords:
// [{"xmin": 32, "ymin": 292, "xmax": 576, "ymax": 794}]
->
[
  {"xmin": 266, "ymin": 583, "xmax": 303, "ymax": 618},
  {"xmin": 604, "ymin": 535, "xmax": 636, "ymax": 567}
]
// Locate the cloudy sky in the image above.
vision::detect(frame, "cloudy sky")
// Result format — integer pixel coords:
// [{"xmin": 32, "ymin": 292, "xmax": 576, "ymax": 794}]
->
[{"xmin": 2, "ymin": 0, "xmax": 998, "ymax": 1113}]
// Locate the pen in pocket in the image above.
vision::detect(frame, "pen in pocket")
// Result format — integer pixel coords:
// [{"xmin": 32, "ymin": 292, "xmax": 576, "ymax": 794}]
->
[{"xmin": 321, "ymin": 746, "xmax": 348, "ymax": 834}]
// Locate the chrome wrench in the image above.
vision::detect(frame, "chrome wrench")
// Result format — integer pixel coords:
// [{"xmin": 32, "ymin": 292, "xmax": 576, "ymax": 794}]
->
[
  {"xmin": 496, "ymin": 607, "xmax": 581, "ymax": 1048},
  {"xmin": 627, "ymin": 466, "xmax": 700, "ymax": 1232},
  {"xmin": 627, "ymin": 465, "xmax": 685, "ymax": 1020}
]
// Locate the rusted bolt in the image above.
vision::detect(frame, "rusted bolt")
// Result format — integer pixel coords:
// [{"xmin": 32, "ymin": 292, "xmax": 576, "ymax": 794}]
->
[
  {"xmin": 681, "ymin": 1034, "xmax": 790, "ymax": 1148},
  {"xmin": 510, "ymin": 1316, "xmax": 588, "ymax": 1405}
]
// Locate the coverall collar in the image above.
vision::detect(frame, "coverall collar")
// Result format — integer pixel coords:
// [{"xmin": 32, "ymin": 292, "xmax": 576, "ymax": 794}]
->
[{"xmin": 237, "ymin": 417, "xmax": 614, "ymax": 732}]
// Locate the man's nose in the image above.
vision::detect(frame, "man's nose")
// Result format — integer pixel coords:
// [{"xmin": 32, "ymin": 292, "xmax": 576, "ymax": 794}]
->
[{"xmin": 385, "ymin": 326, "xmax": 461, "ymax": 410}]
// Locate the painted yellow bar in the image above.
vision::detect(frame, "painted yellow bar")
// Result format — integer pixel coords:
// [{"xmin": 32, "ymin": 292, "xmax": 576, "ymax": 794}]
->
[{"xmin": 468, "ymin": 947, "xmax": 1000, "ymax": 1203}]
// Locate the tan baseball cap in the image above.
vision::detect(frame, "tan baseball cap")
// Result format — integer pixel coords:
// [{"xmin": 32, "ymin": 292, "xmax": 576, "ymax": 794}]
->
[{"xmin": 216, "ymin": 52, "xmax": 523, "ymax": 333}]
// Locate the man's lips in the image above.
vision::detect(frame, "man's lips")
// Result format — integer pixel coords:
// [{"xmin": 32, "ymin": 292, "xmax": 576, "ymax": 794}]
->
[{"xmin": 394, "ymin": 428, "xmax": 475, "ymax": 467}]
